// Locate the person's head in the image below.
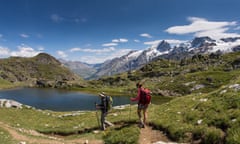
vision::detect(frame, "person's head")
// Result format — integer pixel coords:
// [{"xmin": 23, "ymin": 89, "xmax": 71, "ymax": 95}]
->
[
  {"xmin": 99, "ymin": 92, "xmax": 106, "ymax": 97},
  {"xmin": 136, "ymin": 82, "xmax": 142, "ymax": 88}
]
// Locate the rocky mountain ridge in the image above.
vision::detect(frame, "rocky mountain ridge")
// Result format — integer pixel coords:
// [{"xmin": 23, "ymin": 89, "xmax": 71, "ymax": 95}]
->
[
  {"xmin": 0, "ymin": 53, "xmax": 82, "ymax": 88},
  {"xmin": 63, "ymin": 36, "xmax": 240, "ymax": 79}
]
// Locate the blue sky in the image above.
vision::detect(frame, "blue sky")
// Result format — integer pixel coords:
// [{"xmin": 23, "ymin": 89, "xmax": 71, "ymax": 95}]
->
[{"xmin": 0, "ymin": 0, "xmax": 240, "ymax": 64}]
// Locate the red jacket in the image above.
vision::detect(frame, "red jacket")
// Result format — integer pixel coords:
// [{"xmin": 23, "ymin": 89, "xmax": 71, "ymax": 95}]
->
[{"xmin": 130, "ymin": 87, "xmax": 143, "ymax": 102}]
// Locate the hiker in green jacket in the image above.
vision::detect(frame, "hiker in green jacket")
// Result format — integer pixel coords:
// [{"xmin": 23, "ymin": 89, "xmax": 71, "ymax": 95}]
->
[{"xmin": 95, "ymin": 92, "xmax": 113, "ymax": 130}]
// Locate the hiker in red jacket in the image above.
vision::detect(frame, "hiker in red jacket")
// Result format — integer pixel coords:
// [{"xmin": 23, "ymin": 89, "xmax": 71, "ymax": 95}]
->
[{"xmin": 131, "ymin": 82, "xmax": 151, "ymax": 128}]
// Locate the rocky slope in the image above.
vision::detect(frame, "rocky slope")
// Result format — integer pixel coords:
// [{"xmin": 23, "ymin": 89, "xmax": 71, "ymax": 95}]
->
[
  {"xmin": 59, "ymin": 59, "xmax": 97, "ymax": 79},
  {"xmin": 0, "ymin": 53, "xmax": 82, "ymax": 88}
]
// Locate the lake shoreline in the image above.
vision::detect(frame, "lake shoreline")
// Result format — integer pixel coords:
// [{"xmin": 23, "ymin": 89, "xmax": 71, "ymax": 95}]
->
[{"xmin": 0, "ymin": 88, "xmax": 133, "ymax": 111}]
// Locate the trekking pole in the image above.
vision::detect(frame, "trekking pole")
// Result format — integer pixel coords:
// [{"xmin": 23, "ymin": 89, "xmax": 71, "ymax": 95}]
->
[
  {"xmin": 129, "ymin": 100, "xmax": 132, "ymax": 121},
  {"xmin": 95, "ymin": 102, "xmax": 101, "ymax": 129}
]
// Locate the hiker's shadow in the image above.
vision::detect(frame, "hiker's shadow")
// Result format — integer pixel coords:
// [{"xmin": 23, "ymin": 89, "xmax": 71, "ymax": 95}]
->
[{"xmin": 111, "ymin": 120, "xmax": 138, "ymax": 130}]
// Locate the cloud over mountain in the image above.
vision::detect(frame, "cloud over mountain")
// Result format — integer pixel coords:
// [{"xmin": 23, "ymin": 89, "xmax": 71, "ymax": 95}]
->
[{"xmin": 165, "ymin": 17, "xmax": 240, "ymax": 39}]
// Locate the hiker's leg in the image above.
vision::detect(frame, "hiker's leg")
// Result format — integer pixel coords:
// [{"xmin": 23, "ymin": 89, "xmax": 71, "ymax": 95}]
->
[
  {"xmin": 143, "ymin": 107, "xmax": 148, "ymax": 125},
  {"xmin": 137, "ymin": 104, "xmax": 144, "ymax": 127},
  {"xmin": 101, "ymin": 112, "xmax": 106, "ymax": 130},
  {"xmin": 104, "ymin": 113, "xmax": 114, "ymax": 126},
  {"xmin": 137, "ymin": 109, "xmax": 141, "ymax": 119}
]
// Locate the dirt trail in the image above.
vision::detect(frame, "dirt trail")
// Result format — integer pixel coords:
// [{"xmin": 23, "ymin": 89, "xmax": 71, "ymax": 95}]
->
[
  {"xmin": 139, "ymin": 125, "xmax": 171, "ymax": 144},
  {"xmin": 0, "ymin": 121, "xmax": 103, "ymax": 144},
  {"xmin": 1, "ymin": 120, "xmax": 174, "ymax": 144}
]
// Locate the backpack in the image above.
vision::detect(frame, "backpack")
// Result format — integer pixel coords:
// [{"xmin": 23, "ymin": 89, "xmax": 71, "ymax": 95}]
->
[
  {"xmin": 139, "ymin": 88, "xmax": 151, "ymax": 105},
  {"xmin": 106, "ymin": 96, "xmax": 113, "ymax": 111}
]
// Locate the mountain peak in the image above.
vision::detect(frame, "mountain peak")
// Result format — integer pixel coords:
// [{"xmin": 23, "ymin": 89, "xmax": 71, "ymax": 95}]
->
[
  {"xmin": 156, "ymin": 40, "xmax": 171, "ymax": 52},
  {"xmin": 34, "ymin": 53, "xmax": 61, "ymax": 65},
  {"xmin": 191, "ymin": 36, "xmax": 215, "ymax": 47}
]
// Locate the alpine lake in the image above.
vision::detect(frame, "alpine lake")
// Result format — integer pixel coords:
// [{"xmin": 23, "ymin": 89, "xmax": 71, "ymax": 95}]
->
[{"xmin": 0, "ymin": 88, "xmax": 171, "ymax": 111}]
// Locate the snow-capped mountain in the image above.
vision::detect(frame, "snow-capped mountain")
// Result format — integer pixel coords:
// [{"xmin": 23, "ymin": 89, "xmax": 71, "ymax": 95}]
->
[
  {"xmin": 93, "ymin": 36, "xmax": 240, "ymax": 78},
  {"xmin": 62, "ymin": 36, "xmax": 240, "ymax": 79}
]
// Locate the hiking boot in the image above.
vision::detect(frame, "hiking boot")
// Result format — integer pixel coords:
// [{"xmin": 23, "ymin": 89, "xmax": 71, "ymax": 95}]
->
[{"xmin": 138, "ymin": 122, "xmax": 145, "ymax": 128}]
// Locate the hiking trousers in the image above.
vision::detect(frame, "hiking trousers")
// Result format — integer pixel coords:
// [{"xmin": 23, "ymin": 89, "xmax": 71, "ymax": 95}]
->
[{"xmin": 101, "ymin": 112, "xmax": 108, "ymax": 130}]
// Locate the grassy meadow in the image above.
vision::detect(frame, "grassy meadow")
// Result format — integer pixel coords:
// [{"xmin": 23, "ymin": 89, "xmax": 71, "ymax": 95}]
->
[{"xmin": 1, "ymin": 52, "xmax": 240, "ymax": 143}]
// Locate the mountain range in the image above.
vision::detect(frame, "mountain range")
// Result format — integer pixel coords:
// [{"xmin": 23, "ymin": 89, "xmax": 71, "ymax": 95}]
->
[{"xmin": 62, "ymin": 36, "xmax": 240, "ymax": 79}]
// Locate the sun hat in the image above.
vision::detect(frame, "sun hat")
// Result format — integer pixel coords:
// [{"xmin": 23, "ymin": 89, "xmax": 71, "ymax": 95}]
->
[{"xmin": 99, "ymin": 92, "xmax": 106, "ymax": 97}]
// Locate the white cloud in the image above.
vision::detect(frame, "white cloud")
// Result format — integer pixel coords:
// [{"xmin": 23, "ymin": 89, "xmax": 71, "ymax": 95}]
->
[
  {"xmin": 112, "ymin": 38, "xmax": 128, "ymax": 43},
  {"xmin": 0, "ymin": 34, "xmax": 3, "ymax": 38},
  {"xmin": 112, "ymin": 39, "xmax": 119, "ymax": 43},
  {"xmin": 38, "ymin": 46, "xmax": 45, "ymax": 51},
  {"xmin": 74, "ymin": 18, "xmax": 87, "ymax": 23},
  {"xmin": 57, "ymin": 51, "xmax": 67, "ymax": 58},
  {"xmin": 134, "ymin": 39, "xmax": 140, "ymax": 43},
  {"xmin": 108, "ymin": 48, "xmax": 132, "ymax": 58},
  {"xmin": 10, "ymin": 44, "xmax": 41, "ymax": 57},
  {"xmin": 78, "ymin": 48, "xmax": 132, "ymax": 64},
  {"xmin": 51, "ymin": 14, "xmax": 87, "ymax": 24},
  {"xmin": 165, "ymin": 39, "xmax": 187, "ymax": 45},
  {"xmin": 102, "ymin": 43, "xmax": 118, "ymax": 47},
  {"xmin": 144, "ymin": 40, "xmax": 162, "ymax": 46},
  {"xmin": 165, "ymin": 17, "xmax": 240, "ymax": 39},
  {"xmin": 20, "ymin": 34, "xmax": 29, "ymax": 38},
  {"xmin": 144, "ymin": 39, "xmax": 187, "ymax": 46},
  {"xmin": 0, "ymin": 45, "xmax": 43, "ymax": 58},
  {"xmin": 50, "ymin": 14, "xmax": 64, "ymax": 23},
  {"xmin": 0, "ymin": 46, "xmax": 10, "ymax": 57},
  {"xmin": 195, "ymin": 27, "xmax": 240, "ymax": 39},
  {"xmin": 70, "ymin": 47, "xmax": 115, "ymax": 53},
  {"xmin": 140, "ymin": 33, "xmax": 152, "ymax": 38}
]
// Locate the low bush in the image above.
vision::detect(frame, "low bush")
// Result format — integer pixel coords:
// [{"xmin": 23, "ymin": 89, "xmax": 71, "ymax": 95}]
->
[
  {"xmin": 226, "ymin": 127, "xmax": 240, "ymax": 144},
  {"xmin": 103, "ymin": 126, "xmax": 140, "ymax": 144}
]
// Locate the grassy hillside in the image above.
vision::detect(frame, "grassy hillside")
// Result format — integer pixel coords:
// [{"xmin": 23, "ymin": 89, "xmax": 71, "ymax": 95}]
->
[
  {"xmin": 149, "ymin": 83, "xmax": 240, "ymax": 143},
  {"xmin": 88, "ymin": 52, "xmax": 240, "ymax": 97},
  {"xmin": 0, "ymin": 53, "xmax": 85, "ymax": 89}
]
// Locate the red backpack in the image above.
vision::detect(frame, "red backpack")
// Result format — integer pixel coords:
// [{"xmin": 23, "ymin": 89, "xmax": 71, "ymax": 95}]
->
[{"xmin": 139, "ymin": 88, "xmax": 151, "ymax": 105}]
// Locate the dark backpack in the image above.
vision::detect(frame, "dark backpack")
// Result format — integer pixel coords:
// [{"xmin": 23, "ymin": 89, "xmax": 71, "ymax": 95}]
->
[
  {"xmin": 106, "ymin": 96, "xmax": 113, "ymax": 111},
  {"xmin": 139, "ymin": 88, "xmax": 151, "ymax": 105}
]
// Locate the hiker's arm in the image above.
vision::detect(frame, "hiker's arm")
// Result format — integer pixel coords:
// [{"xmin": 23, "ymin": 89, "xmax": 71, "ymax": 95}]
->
[
  {"xmin": 95, "ymin": 104, "xmax": 104, "ymax": 109},
  {"xmin": 130, "ymin": 88, "xmax": 141, "ymax": 101}
]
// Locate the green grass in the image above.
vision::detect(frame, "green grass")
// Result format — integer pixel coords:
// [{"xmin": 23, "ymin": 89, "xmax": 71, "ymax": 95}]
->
[
  {"xmin": 0, "ymin": 127, "xmax": 16, "ymax": 144},
  {"xmin": 148, "ymin": 84, "xmax": 240, "ymax": 143},
  {"xmin": 0, "ymin": 78, "xmax": 15, "ymax": 89},
  {"xmin": 1, "ymin": 83, "xmax": 240, "ymax": 143},
  {"xmin": 103, "ymin": 125, "xmax": 140, "ymax": 144},
  {"xmin": 0, "ymin": 106, "xmax": 141, "ymax": 143}
]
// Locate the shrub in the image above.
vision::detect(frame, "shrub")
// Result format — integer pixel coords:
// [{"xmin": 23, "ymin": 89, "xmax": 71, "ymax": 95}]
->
[
  {"xmin": 103, "ymin": 126, "xmax": 140, "ymax": 144},
  {"xmin": 226, "ymin": 127, "xmax": 240, "ymax": 144},
  {"xmin": 167, "ymin": 123, "xmax": 193, "ymax": 142},
  {"xmin": 202, "ymin": 127, "xmax": 224, "ymax": 144}
]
